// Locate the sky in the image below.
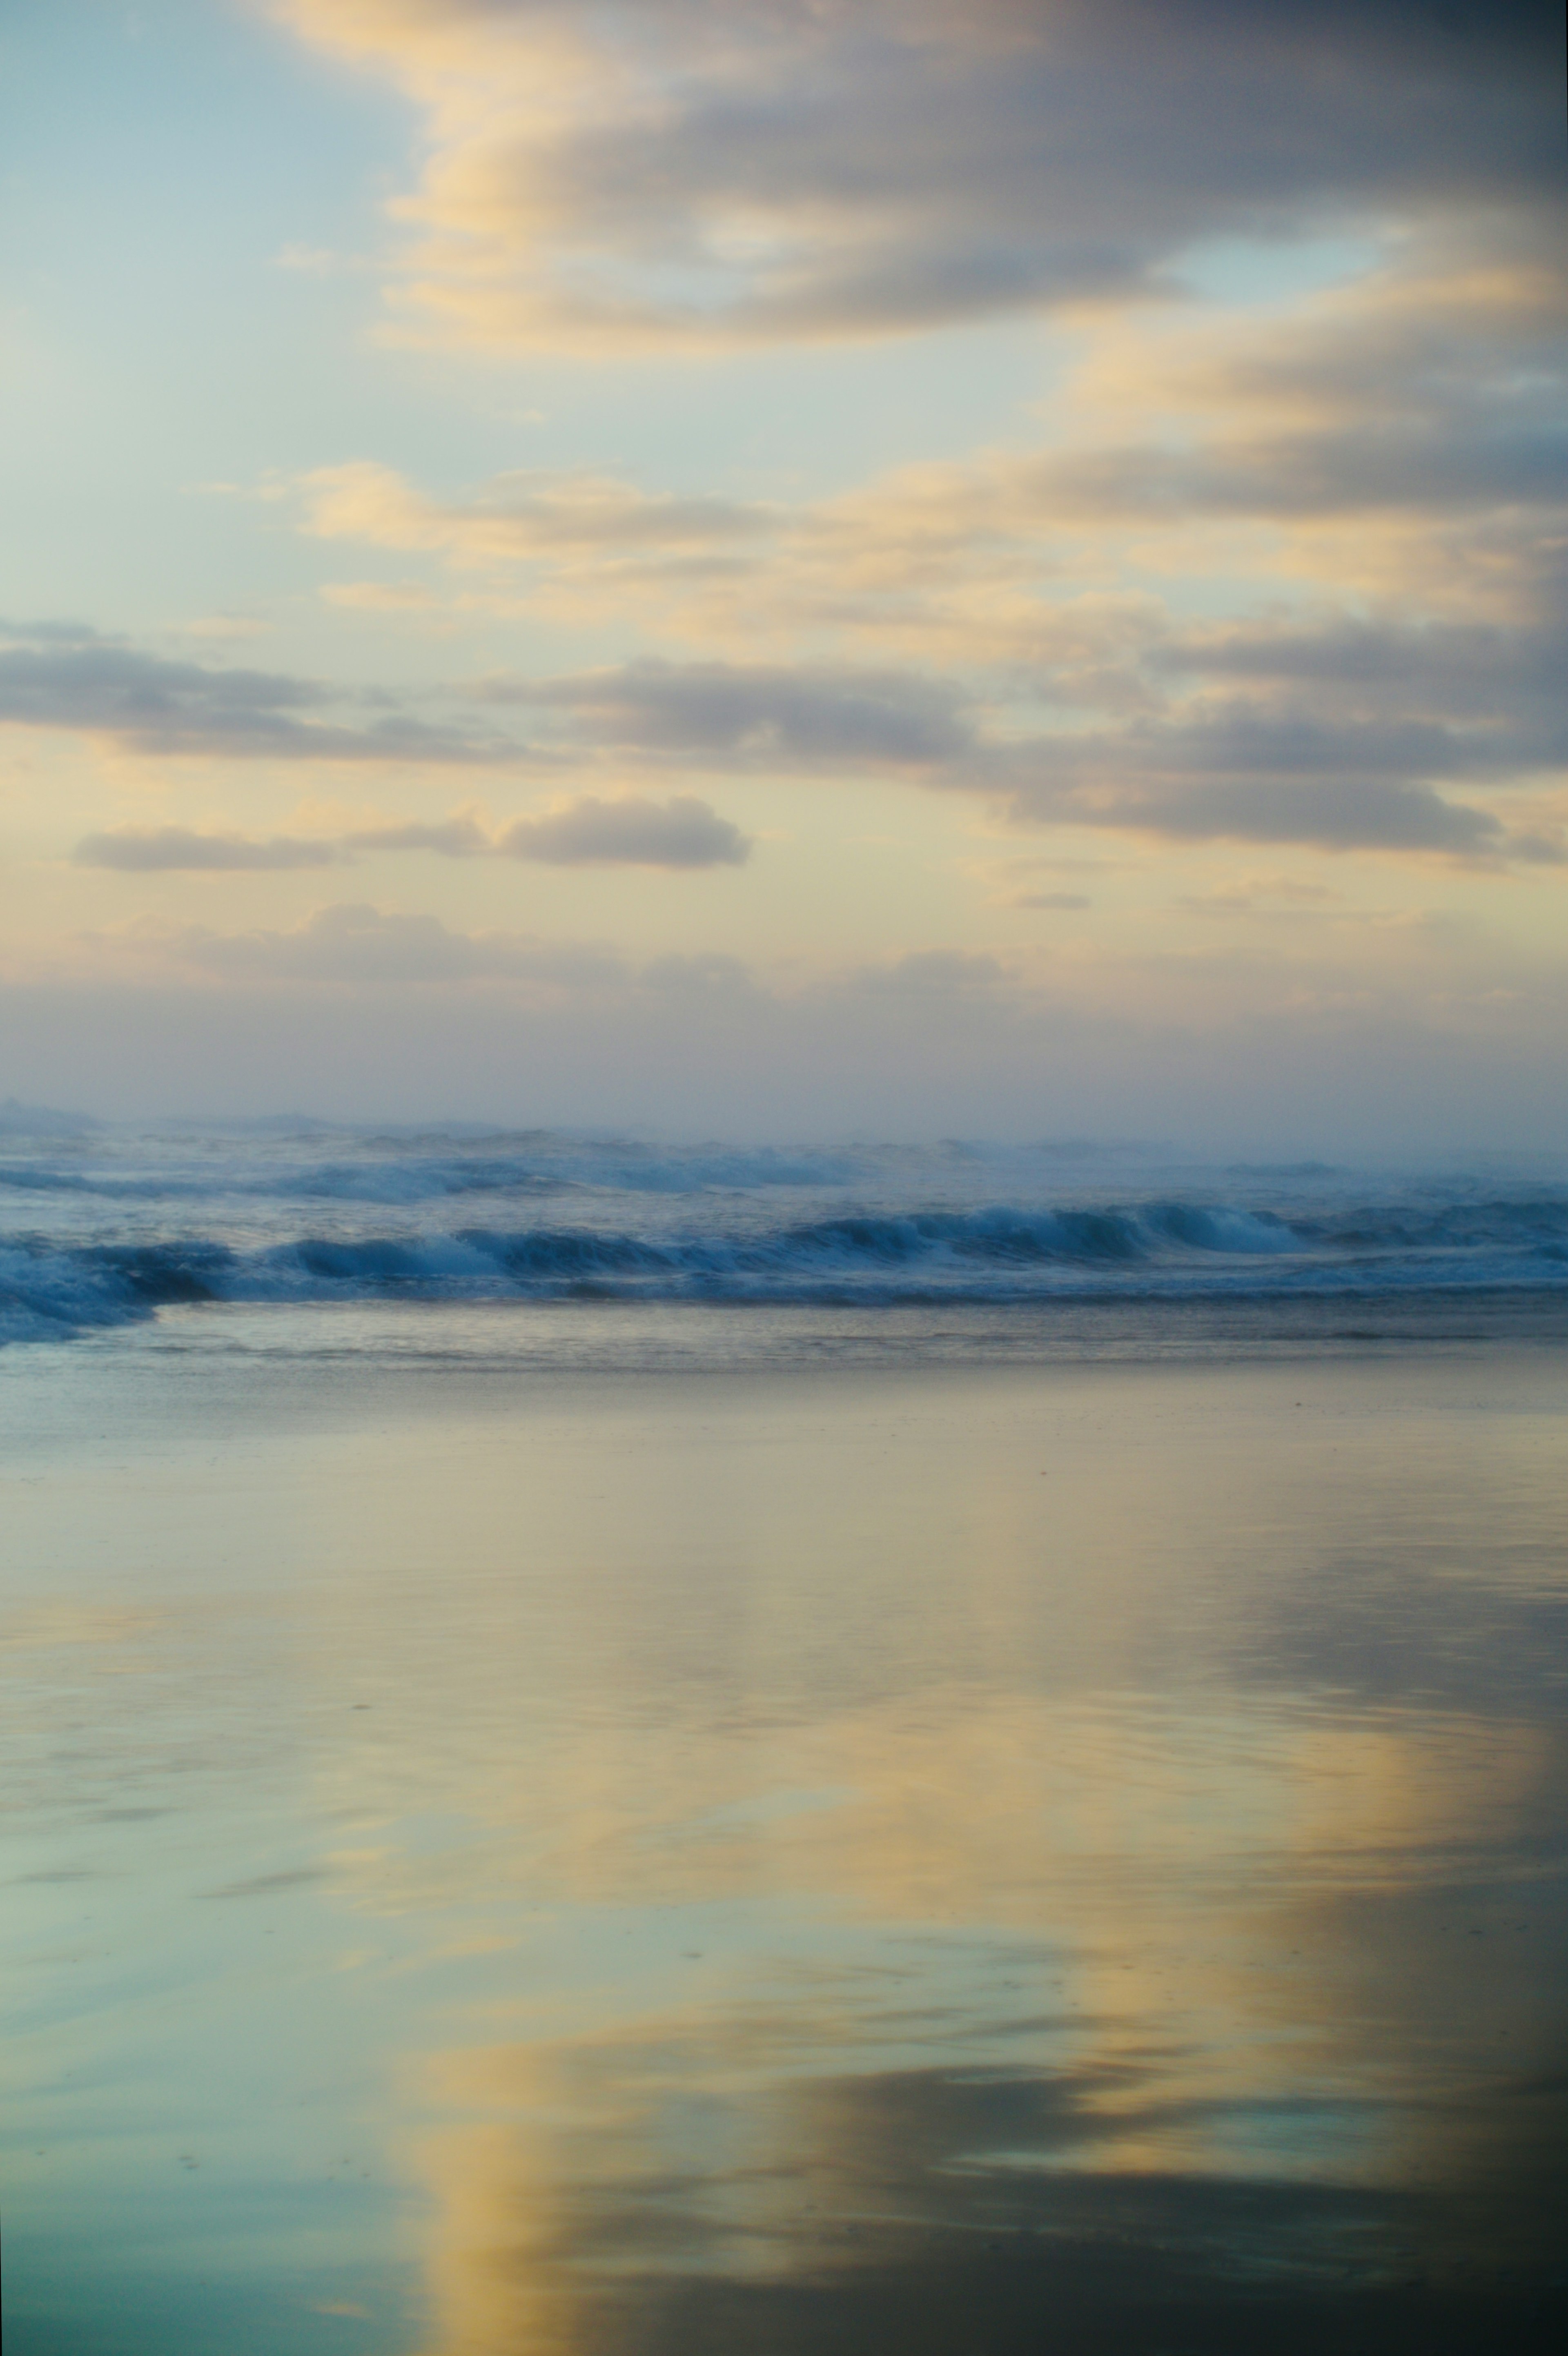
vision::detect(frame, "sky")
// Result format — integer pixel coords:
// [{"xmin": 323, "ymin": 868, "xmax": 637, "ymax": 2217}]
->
[{"xmin": 1, "ymin": 0, "xmax": 1564, "ymax": 1147}]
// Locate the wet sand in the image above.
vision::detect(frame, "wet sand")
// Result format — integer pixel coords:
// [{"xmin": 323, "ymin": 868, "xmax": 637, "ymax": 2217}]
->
[{"xmin": 3, "ymin": 1315, "xmax": 1566, "ymax": 2352}]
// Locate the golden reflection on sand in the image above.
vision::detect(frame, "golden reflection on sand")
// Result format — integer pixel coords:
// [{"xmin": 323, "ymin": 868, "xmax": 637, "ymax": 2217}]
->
[
  {"xmin": 278, "ymin": 1361, "xmax": 1567, "ymax": 2349},
  {"xmin": 368, "ymin": 1690, "xmax": 1559, "ymax": 2350}
]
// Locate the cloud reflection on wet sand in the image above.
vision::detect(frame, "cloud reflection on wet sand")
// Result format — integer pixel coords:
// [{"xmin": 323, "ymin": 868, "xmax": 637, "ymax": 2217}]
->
[
  {"xmin": 406, "ymin": 1966, "xmax": 1568, "ymax": 2356},
  {"xmin": 4, "ymin": 1347, "xmax": 1566, "ymax": 2352},
  {"xmin": 276, "ymin": 1361, "xmax": 1568, "ymax": 2356}
]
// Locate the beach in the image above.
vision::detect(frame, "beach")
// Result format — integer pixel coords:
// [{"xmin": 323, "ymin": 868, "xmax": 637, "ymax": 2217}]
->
[
  {"xmin": 4, "ymin": 1293, "xmax": 1566, "ymax": 2353},
  {"xmin": 8, "ymin": 2, "xmax": 1565, "ymax": 2345}
]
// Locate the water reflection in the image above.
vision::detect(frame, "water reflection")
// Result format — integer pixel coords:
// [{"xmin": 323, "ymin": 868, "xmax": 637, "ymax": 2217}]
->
[
  {"xmin": 392, "ymin": 1690, "xmax": 1568, "ymax": 2353},
  {"xmin": 409, "ymin": 2051, "xmax": 1568, "ymax": 2356},
  {"xmin": 2, "ymin": 1340, "xmax": 1566, "ymax": 2352}
]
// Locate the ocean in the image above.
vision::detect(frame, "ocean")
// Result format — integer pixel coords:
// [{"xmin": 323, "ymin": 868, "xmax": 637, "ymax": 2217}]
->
[
  {"xmin": 4, "ymin": 1118, "xmax": 1567, "ymax": 2353},
  {"xmin": 6, "ymin": 1117, "xmax": 1568, "ymax": 1351}
]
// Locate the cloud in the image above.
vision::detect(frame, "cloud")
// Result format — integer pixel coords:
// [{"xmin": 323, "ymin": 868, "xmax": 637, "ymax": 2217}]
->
[
  {"xmin": 1156, "ymin": 615, "xmax": 1568, "ymax": 713},
  {"xmin": 25, "ymin": 192, "xmax": 1568, "ymax": 875},
  {"xmin": 986, "ymin": 719, "xmax": 1521, "ymax": 858},
  {"xmin": 270, "ymin": 0, "xmax": 1565, "ymax": 352},
  {"xmin": 1508, "ymin": 833, "xmax": 1568, "ymax": 867},
  {"xmin": 27, "ymin": 570, "xmax": 1560, "ymax": 864},
  {"xmin": 490, "ymin": 662, "xmax": 973, "ymax": 766},
  {"xmin": 486, "ymin": 660, "xmax": 1556, "ymax": 860},
  {"xmin": 23, "ymin": 901, "xmax": 1568, "ymax": 1147},
  {"xmin": 343, "ymin": 815, "xmax": 492, "ymax": 856},
  {"xmin": 267, "ymin": 211, "xmax": 1566, "ymax": 862},
  {"xmin": 279, "ymin": 221, "xmax": 1568, "ymax": 659},
  {"xmin": 160, "ymin": 904, "xmax": 627, "ymax": 988},
  {"xmin": 999, "ymin": 415, "xmax": 1567, "ymax": 530},
  {"xmin": 73, "ymin": 828, "xmax": 345, "ymax": 872},
  {"xmin": 0, "ymin": 616, "xmax": 111, "ymax": 646},
  {"xmin": 71, "ymin": 799, "xmax": 752, "ymax": 873},
  {"xmin": 0, "ymin": 626, "xmax": 514, "ymax": 765},
  {"xmin": 299, "ymin": 462, "xmax": 771, "ymax": 564},
  {"xmin": 293, "ymin": 461, "xmax": 795, "ymax": 631},
  {"xmin": 499, "ymin": 794, "xmax": 751, "ymax": 867},
  {"xmin": 767, "ymin": 256, "xmax": 1568, "ymax": 646}
]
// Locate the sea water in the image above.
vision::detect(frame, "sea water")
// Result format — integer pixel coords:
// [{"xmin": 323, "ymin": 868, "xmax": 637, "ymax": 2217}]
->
[{"xmin": 4, "ymin": 1122, "xmax": 1568, "ymax": 1348}]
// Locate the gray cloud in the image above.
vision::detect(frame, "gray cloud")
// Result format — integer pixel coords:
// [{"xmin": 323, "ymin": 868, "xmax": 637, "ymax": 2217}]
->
[
  {"xmin": 988, "ymin": 716, "xmax": 1521, "ymax": 856},
  {"xmin": 499, "ymin": 794, "xmax": 751, "ymax": 867},
  {"xmin": 72, "ymin": 797, "xmax": 753, "ymax": 874},
  {"xmin": 1145, "ymin": 617, "xmax": 1568, "ymax": 803},
  {"xmin": 74, "ymin": 828, "xmax": 345, "ymax": 872},
  {"xmin": 491, "ymin": 663, "xmax": 973, "ymax": 766},
  {"xmin": 0, "ymin": 631, "xmax": 514, "ymax": 765},
  {"xmin": 1100, "ymin": 777, "xmax": 1502, "ymax": 856},
  {"xmin": 281, "ymin": 0, "xmax": 1565, "ymax": 350},
  {"xmin": 1157, "ymin": 617, "xmax": 1567, "ymax": 709},
  {"xmin": 40, "ymin": 609, "xmax": 1561, "ymax": 864},
  {"xmin": 1508, "ymin": 834, "xmax": 1568, "ymax": 866},
  {"xmin": 1020, "ymin": 416, "xmax": 1568, "ymax": 527},
  {"xmin": 477, "ymin": 650, "xmax": 1562, "ymax": 860},
  {"xmin": 0, "ymin": 616, "xmax": 114, "ymax": 646},
  {"xmin": 1071, "ymin": 710, "xmax": 1508, "ymax": 784}
]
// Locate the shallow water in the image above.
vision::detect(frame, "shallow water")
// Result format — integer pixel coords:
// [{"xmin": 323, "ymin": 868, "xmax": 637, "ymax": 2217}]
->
[{"xmin": 3, "ymin": 1311, "xmax": 1566, "ymax": 2352}]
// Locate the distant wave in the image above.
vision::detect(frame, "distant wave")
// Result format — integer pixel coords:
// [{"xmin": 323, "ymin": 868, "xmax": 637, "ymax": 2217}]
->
[
  {"xmin": 6, "ymin": 1196, "xmax": 1568, "ymax": 1346},
  {"xmin": 0, "ymin": 1145, "xmax": 861, "ymax": 1206}
]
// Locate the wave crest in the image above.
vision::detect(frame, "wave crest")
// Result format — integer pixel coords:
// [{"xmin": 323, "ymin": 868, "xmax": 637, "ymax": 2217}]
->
[{"xmin": 8, "ymin": 1190, "xmax": 1568, "ymax": 1346}]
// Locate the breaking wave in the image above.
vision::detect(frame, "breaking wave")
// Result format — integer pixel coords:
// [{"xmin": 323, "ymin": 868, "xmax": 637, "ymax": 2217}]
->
[{"xmin": 6, "ymin": 1194, "xmax": 1568, "ymax": 1347}]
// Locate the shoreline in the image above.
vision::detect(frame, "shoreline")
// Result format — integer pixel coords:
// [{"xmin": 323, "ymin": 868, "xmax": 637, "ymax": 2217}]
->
[{"xmin": 7, "ymin": 1284, "xmax": 1568, "ymax": 1388}]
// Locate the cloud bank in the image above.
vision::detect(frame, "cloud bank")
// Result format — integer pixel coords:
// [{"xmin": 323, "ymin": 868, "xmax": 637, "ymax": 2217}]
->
[
  {"xmin": 18, "ymin": 899, "xmax": 1568, "ymax": 1150},
  {"xmin": 162, "ymin": 903, "xmax": 626, "ymax": 987},
  {"xmin": 271, "ymin": 231, "xmax": 1567, "ymax": 866}
]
